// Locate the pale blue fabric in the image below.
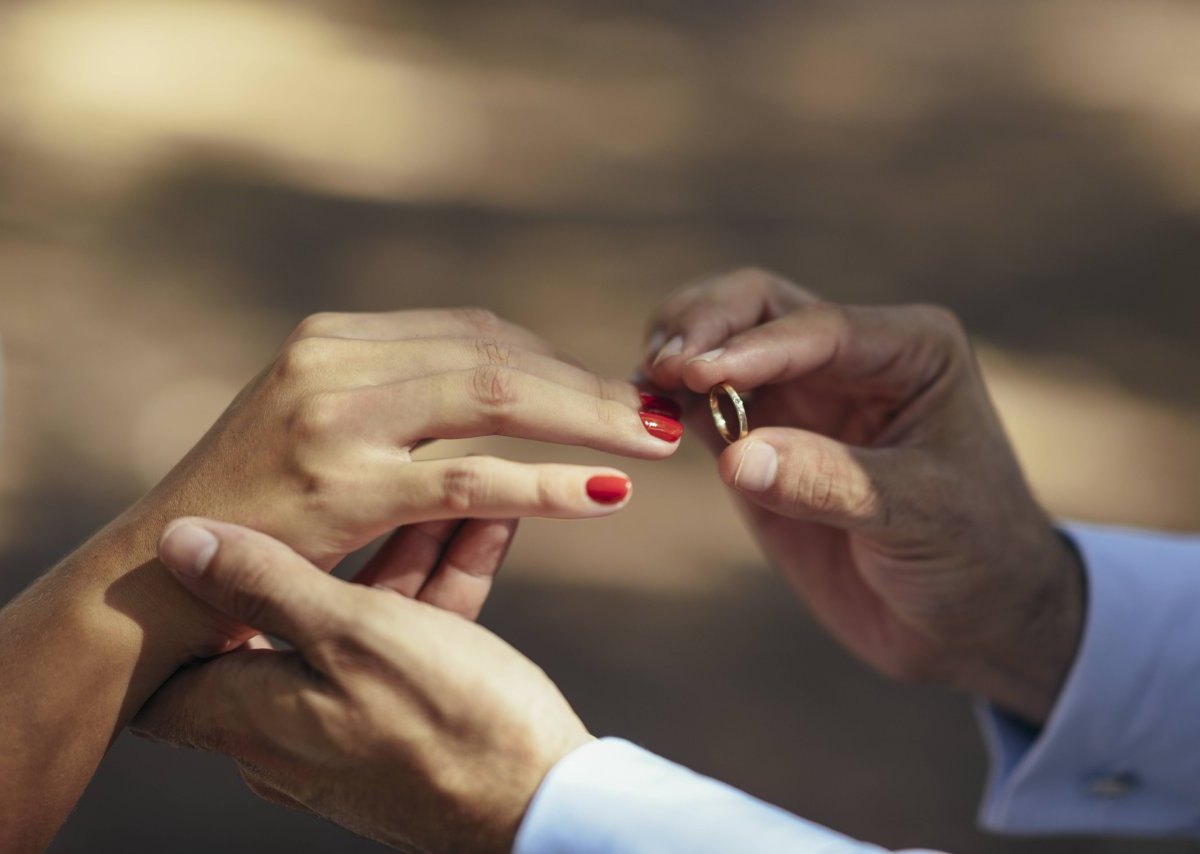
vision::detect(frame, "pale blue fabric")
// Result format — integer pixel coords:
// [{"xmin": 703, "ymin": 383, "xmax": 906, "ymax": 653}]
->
[
  {"xmin": 515, "ymin": 523, "xmax": 1200, "ymax": 852},
  {"xmin": 977, "ymin": 524, "xmax": 1200, "ymax": 837},
  {"xmin": 514, "ymin": 738, "xmax": 943, "ymax": 853}
]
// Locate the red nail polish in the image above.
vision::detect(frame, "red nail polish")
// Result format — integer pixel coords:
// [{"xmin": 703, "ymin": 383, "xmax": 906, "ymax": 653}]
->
[
  {"xmin": 587, "ymin": 475, "xmax": 631, "ymax": 504},
  {"xmin": 640, "ymin": 412, "xmax": 684, "ymax": 443},
  {"xmin": 639, "ymin": 393, "xmax": 682, "ymax": 420}
]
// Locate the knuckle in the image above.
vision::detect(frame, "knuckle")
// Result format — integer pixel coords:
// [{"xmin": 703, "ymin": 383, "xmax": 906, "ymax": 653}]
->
[
  {"xmin": 593, "ymin": 375, "xmax": 625, "ymax": 403},
  {"xmin": 727, "ymin": 266, "xmax": 777, "ymax": 291},
  {"xmin": 293, "ymin": 459, "xmax": 345, "ymax": 516},
  {"xmin": 914, "ymin": 304, "xmax": 967, "ymax": 345},
  {"xmin": 292, "ymin": 312, "xmax": 345, "ymax": 341},
  {"xmin": 534, "ymin": 467, "xmax": 561, "ymax": 513},
  {"xmin": 722, "ymin": 266, "xmax": 799, "ymax": 304},
  {"xmin": 791, "ymin": 445, "xmax": 882, "ymax": 523},
  {"xmin": 807, "ymin": 299, "xmax": 849, "ymax": 327},
  {"xmin": 804, "ymin": 301, "xmax": 853, "ymax": 348},
  {"xmin": 806, "ymin": 456, "xmax": 841, "ymax": 516},
  {"xmin": 274, "ymin": 336, "xmax": 336, "ymax": 385},
  {"xmin": 285, "ymin": 441, "xmax": 359, "ymax": 523},
  {"xmin": 679, "ymin": 301, "xmax": 733, "ymax": 344},
  {"xmin": 441, "ymin": 458, "xmax": 495, "ymax": 514},
  {"xmin": 220, "ymin": 557, "xmax": 276, "ymax": 631},
  {"xmin": 474, "ymin": 337, "xmax": 515, "ymax": 369},
  {"xmin": 288, "ymin": 391, "xmax": 344, "ymax": 442},
  {"xmin": 469, "ymin": 365, "xmax": 519, "ymax": 410},
  {"xmin": 456, "ymin": 306, "xmax": 502, "ymax": 336},
  {"xmin": 592, "ymin": 398, "xmax": 622, "ymax": 430},
  {"xmin": 794, "ymin": 446, "xmax": 847, "ymax": 516}
]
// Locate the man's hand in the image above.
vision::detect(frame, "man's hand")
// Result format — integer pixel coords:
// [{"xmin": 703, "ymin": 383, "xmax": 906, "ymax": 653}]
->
[
  {"xmin": 134, "ymin": 518, "xmax": 590, "ymax": 853},
  {"xmin": 643, "ymin": 269, "xmax": 1084, "ymax": 724}
]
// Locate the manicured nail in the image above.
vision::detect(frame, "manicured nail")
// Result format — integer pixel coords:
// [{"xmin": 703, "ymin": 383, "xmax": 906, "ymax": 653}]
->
[
  {"xmin": 160, "ymin": 522, "xmax": 219, "ymax": 579},
  {"xmin": 640, "ymin": 412, "xmax": 684, "ymax": 443},
  {"xmin": 652, "ymin": 335, "xmax": 684, "ymax": 366},
  {"xmin": 639, "ymin": 393, "xmax": 682, "ymax": 420},
  {"xmin": 587, "ymin": 475, "xmax": 631, "ymax": 504},
  {"xmin": 733, "ymin": 440, "xmax": 778, "ymax": 492},
  {"xmin": 689, "ymin": 348, "xmax": 725, "ymax": 364}
]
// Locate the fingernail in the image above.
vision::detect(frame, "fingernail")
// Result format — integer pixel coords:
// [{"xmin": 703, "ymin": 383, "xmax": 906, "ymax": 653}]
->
[
  {"xmin": 733, "ymin": 440, "xmax": 778, "ymax": 492},
  {"xmin": 639, "ymin": 393, "xmax": 682, "ymax": 420},
  {"xmin": 587, "ymin": 475, "xmax": 631, "ymax": 504},
  {"xmin": 640, "ymin": 412, "xmax": 684, "ymax": 443},
  {"xmin": 629, "ymin": 368, "xmax": 648, "ymax": 386},
  {"xmin": 689, "ymin": 347, "xmax": 725, "ymax": 364},
  {"xmin": 652, "ymin": 335, "xmax": 684, "ymax": 366},
  {"xmin": 645, "ymin": 329, "xmax": 667, "ymax": 359},
  {"xmin": 160, "ymin": 522, "xmax": 219, "ymax": 579}
]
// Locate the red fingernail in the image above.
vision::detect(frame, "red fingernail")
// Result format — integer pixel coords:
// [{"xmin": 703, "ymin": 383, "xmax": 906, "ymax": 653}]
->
[
  {"xmin": 639, "ymin": 393, "xmax": 682, "ymax": 420},
  {"xmin": 640, "ymin": 412, "xmax": 684, "ymax": 443},
  {"xmin": 587, "ymin": 475, "xmax": 631, "ymax": 504}
]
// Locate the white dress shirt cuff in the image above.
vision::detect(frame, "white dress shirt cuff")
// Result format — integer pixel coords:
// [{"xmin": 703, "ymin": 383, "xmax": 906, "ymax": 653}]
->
[
  {"xmin": 977, "ymin": 524, "xmax": 1200, "ymax": 836},
  {"xmin": 514, "ymin": 737, "xmax": 904, "ymax": 853}
]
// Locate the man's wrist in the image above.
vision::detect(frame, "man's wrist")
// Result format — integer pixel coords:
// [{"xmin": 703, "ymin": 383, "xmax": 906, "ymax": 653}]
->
[
  {"xmin": 455, "ymin": 733, "xmax": 596, "ymax": 854},
  {"xmin": 956, "ymin": 529, "xmax": 1086, "ymax": 726}
]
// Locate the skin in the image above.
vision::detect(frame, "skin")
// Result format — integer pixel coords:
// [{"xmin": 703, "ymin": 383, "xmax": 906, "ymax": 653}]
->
[
  {"xmin": 2, "ymin": 281, "xmax": 1087, "ymax": 850},
  {"xmin": 131, "ymin": 276, "xmax": 1088, "ymax": 853},
  {"xmin": 0, "ymin": 308, "xmax": 677, "ymax": 852},
  {"xmin": 641, "ymin": 268, "xmax": 1085, "ymax": 725},
  {"xmin": 135, "ymin": 518, "xmax": 590, "ymax": 854}
]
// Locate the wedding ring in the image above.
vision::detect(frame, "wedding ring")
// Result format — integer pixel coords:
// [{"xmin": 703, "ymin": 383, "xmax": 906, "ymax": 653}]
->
[{"xmin": 709, "ymin": 383, "xmax": 748, "ymax": 444}]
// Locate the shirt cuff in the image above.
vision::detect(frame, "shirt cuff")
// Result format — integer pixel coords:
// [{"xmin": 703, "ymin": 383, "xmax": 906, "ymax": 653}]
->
[
  {"xmin": 513, "ymin": 738, "xmax": 895, "ymax": 854},
  {"xmin": 977, "ymin": 524, "xmax": 1200, "ymax": 836}
]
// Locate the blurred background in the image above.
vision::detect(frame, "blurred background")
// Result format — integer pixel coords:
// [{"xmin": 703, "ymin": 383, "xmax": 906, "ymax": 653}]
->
[{"xmin": 1, "ymin": 0, "xmax": 1198, "ymax": 851}]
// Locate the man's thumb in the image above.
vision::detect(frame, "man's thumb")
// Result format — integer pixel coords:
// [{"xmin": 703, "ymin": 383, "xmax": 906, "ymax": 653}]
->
[
  {"xmin": 719, "ymin": 427, "xmax": 896, "ymax": 531},
  {"xmin": 158, "ymin": 518, "xmax": 341, "ymax": 647}
]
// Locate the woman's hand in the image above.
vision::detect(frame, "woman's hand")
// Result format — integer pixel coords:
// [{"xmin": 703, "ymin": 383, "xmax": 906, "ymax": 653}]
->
[
  {"xmin": 0, "ymin": 306, "xmax": 682, "ymax": 849},
  {"xmin": 119, "ymin": 307, "xmax": 684, "ymax": 656},
  {"xmin": 642, "ymin": 269, "xmax": 1082, "ymax": 724}
]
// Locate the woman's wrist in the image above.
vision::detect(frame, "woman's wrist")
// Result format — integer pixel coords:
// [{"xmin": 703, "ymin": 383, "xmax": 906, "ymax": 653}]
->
[
  {"xmin": 0, "ymin": 509, "xmax": 225, "ymax": 846},
  {"xmin": 57, "ymin": 513, "xmax": 234, "ymax": 675}
]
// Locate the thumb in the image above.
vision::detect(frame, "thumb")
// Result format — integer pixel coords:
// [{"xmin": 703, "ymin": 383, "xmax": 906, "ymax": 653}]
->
[
  {"xmin": 719, "ymin": 428, "xmax": 902, "ymax": 531},
  {"xmin": 158, "ymin": 518, "xmax": 346, "ymax": 648}
]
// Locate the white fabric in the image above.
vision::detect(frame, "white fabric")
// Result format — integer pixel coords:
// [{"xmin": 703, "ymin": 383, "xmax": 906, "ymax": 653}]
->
[{"xmin": 514, "ymin": 738, "xmax": 945, "ymax": 853}]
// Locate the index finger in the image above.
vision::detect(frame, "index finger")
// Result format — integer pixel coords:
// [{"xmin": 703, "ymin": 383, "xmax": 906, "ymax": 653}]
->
[
  {"xmin": 678, "ymin": 303, "xmax": 969, "ymax": 398},
  {"xmin": 643, "ymin": 268, "xmax": 814, "ymax": 389}
]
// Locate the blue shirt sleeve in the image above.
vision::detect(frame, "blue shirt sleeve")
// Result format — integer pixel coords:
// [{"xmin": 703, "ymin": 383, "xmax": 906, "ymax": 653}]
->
[
  {"xmin": 977, "ymin": 524, "xmax": 1200, "ymax": 837},
  {"xmin": 513, "ymin": 738, "xmax": 945, "ymax": 854}
]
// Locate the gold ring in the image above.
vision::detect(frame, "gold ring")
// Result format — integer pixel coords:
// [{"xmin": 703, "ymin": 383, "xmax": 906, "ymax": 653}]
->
[{"xmin": 709, "ymin": 383, "xmax": 748, "ymax": 444}]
